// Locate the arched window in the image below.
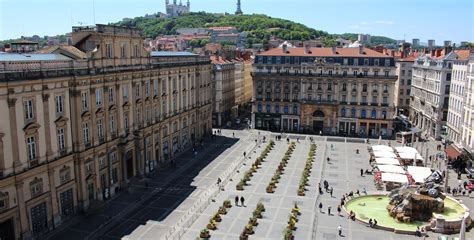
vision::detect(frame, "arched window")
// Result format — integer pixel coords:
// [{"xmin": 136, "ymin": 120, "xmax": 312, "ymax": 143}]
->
[
  {"xmin": 361, "ymin": 109, "xmax": 366, "ymax": 118},
  {"xmin": 351, "ymin": 108, "xmax": 356, "ymax": 118},
  {"xmin": 381, "ymin": 110, "xmax": 387, "ymax": 119},
  {"xmin": 363, "ymin": 84, "xmax": 368, "ymax": 92},
  {"xmin": 284, "ymin": 105, "xmax": 289, "ymax": 114},
  {"xmin": 371, "ymin": 110, "xmax": 377, "ymax": 119},
  {"xmin": 341, "ymin": 108, "xmax": 346, "ymax": 117}
]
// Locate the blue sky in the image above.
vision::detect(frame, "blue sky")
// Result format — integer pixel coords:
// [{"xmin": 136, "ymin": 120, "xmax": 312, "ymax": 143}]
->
[{"xmin": 1, "ymin": 0, "xmax": 473, "ymax": 43}]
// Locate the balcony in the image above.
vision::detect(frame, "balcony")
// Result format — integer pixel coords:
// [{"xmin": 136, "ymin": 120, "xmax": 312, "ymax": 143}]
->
[{"xmin": 29, "ymin": 159, "xmax": 39, "ymax": 168}]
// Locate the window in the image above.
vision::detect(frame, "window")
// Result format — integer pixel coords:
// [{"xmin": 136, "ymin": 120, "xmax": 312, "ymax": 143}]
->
[
  {"xmin": 106, "ymin": 43, "xmax": 113, "ymax": 58},
  {"xmin": 122, "ymin": 85, "xmax": 129, "ymax": 102},
  {"xmin": 257, "ymin": 104, "xmax": 262, "ymax": 112},
  {"xmin": 135, "ymin": 84, "xmax": 140, "ymax": 98},
  {"xmin": 136, "ymin": 108, "xmax": 141, "ymax": 123},
  {"xmin": 353, "ymin": 70, "xmax": 358, "ymax": 76},
  {"xmin": 266, "ymin": 104, "xmax": 271, "ymax": 113},
  {"xmin": 55, "ymin": 95, "xmax": 63, "ymax": 114},
  {"xmin": 362, "ymin": 96, "xmax": 367, "ymax": 103},
  {"xmin": 57, "ymin": 128, "xmax": 65, "ymax": 151},
  {"xmin": 371, "ymin": 110, "xmax": 376, "ymax": 119},
  {"xmin": 400, "ymin": 79, "xmax": 405, "ymax": 85},
  {"xmin": 284, "ymin": 105, "xmax": 289, "ymax": 114},
  {"xmin": 327, "ymin": 95, "xmax": 332, "ymax": 101},
  {"xmin": 363, "ymin": 70, "xmax": 368, "ymax": 76},
  {"xmin": 351, "ymin": 108, "xmax": 356, "ymax": 118},
  {"xmin": 384, "ymin": 71, "xmax": 389, "ymax": 77},
  {"xmin": 275, "ymin": 105, "xmax": 280, "ymax": 113},
  {"xmin": 154, "ymin": 79, "xmax": 159, "ymax": 96},
  {"xmin": 383, "ymin": 84, "xmax": 388, "ymax": 92},
  {"xmin": 24, "ymin": 99, "xmax": 34, "ymax": 120},
  {"xmin": 97, "ymin": 119, "xmax": 103, "ymax": 139},
  {"xmin": 95, "ymin": 88, "xmax": 102, "ymax": 106},
  {"xmin": 341, "ymin": 95, "xmax": 346, "ymax": 102},
  {"xmin": 362, "ymin": 84, "xmax": 368, "ymax": 92},
  {"xmin": 30, "ymin": 178, "xmax": 43, "ymax": 198},
  {"xmin": 342, "ymin": 83, "xmax": 347, "ymax": 91},
  {"xmin": 327, "ymin": 83, "xmax": 332, "ymax": 90},
  {"xmin": 133, "ymin": 44, "xmax": 139, "ymax": 58},
  {"xmin": 82, "ymin": 123, "xmax": 90, "ymax": 144},
  {"xmin": 85, "ymin": 162, "xmax": 93, "ymax": 175},
  {"xmin": 343, "ymin": 58, "xmax": 348, "ymax": 65},
  {"xmin": 372, "ymin": 96, "xmax": 377, "ymax": 104},
  {"xmin": 406, "ymin": 89, "xmax": 411, "ymax": 95},
  {"xmin": 374, "ymin": 59, "xmax": 379, "ymax": 66},
  {"xmin": 108, "ymin": 87, "xmax": 114, "ymax": 104},
  {"xmin": 124, "ymin": 113, "xmax": 129, "ymax": 130},
  {"xmin": 81, "ymin": 92, "xmax": 89, "ymax": 110},
  {"xmin": 145, "ymin": 82, "xmax": 150, "ymax": 96},
  {"xmin": 341, "ymin": 108, "xmax": 346, "ymax": 117},
  {"xmin": 0, "ymin": 192, "xmax": 8, "ymax": 210},
  {"xmin": 162, "ymin": 79, "xmax": 167, "ymax": 95},
  {"xmin": 26, "ymin": 136, "xmax": 36, "ymax": 160},
  {"xmin": 364, "ymin": 59, "xmax": 369, "ymax": 66},
  {"xmin": 112, "ymin": 168, "xmax": 118, "ymax": 183},
  {"xmin": 120, "ymin": 44, "xmax": 126, "ymax": 58},
  {"xmin": 110, "ymin": 115, "xmax": 115, "ymax": 134},
  {"xmin": 385, "ymin": 59, "xmax": 390, "ymax": 66},
  {"xmin": 351, "ymin": 95, "xmax": 357, "ymax": 103},
  {"xmin": 361, "ymin": 109, "xmax": 366, "ymax": 118},
  {"xmin": 401, "ymin": 70, "xmax": 405, "ymax": 76},
  {"xmin": 383, "ymin": 96, "xmax": 388, "ymax": 104},
  {"xmin": 343, "ymin": 70, "xmax": 347, "ymax": 76},
  {"xmin": 60, "ymin": 167, "xmax": 71, "ymax": 184},
  {"xmin": 374, "ymin": 71, "xmax": 379, "ymax": 77},
  {"xmin": 293, "ymin": 105, "xmax": 298, "ymax": 114},
  {"xmin": 353, "ymin": 59, "xmax": 358, "ymax": 66}
]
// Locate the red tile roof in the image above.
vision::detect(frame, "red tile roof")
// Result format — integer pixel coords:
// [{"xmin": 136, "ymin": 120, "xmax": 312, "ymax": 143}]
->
[
  {"xmin": 454, "ymin": 50, "xmax": 470, "ymax": 60},
  {"xmin": 258, "ymin": 47, "xmax": 392, "ymax": 58}
]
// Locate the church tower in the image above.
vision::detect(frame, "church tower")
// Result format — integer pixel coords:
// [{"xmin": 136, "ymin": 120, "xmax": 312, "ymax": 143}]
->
[
  {"xmin": 187, "ymin": 0, "xmax": 190, "ymax": 8},
  {"xmin": 235, "ymin": 0, "xmax": 243, "ymax": 15}
]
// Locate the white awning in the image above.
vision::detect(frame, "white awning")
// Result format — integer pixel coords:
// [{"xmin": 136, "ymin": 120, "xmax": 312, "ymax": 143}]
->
[
  {"xmin": 381, "ymin": 172, "xmax": 409, "ymax": 183},
  {"xmin": 374, "ymin": 157, "xmax": 400, "ymax": 165},
  {"xmin": 398, "ymin": 152, "xmax": 423, "ymax": 161},
  {"xmin": 407, "ymin": 166, "xmax": 432, "ymax": 183},
  {"xmin": 395, "ymin": 146, "xmax": 419, "ymax": 154},
  {"xmin": 371, "ymin": 145, "xmax": 394, "ymax": 152},
  {"xmin": 376, "ymin": 165, "xmax": 406, "ymax": 174},
  {"xmin": 373, "ymin": 151, "xmax": 398, "ymax": 158}
]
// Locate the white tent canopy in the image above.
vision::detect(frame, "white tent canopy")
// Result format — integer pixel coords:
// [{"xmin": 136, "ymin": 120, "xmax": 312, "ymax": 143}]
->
[
  {"xmin": 381, "ymin": 172, "xmax": 409, "ymax": 183},
  {"xmin": 373, "ymin": 151, "xmax": 398, "ymax": 158},
  {"xmin": 371, "ymin": 145, "xmax": 394, "ymax": 152},
  {"xmin": 399, "ymin": 152, "xmax": 423, "ymax": 161},
  {"xmin": 407, "ymin": 166, "xmax": 432, "ymax": 183},
  {"xmin": 376, "ymin": 165, "xmax": 406, "ymax": 174},
  {"xmin": 395, "ymin": 146, "xmax": 419, "ymax": 154},
  {"xmin": 374, "ymin": 157, "xmax": 400, "ymax": 165}
]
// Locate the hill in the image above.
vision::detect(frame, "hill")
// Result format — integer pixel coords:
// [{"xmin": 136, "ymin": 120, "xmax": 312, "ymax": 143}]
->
[{"xmin": 118, "ymin": 12, "xmax": 330, "ymax": 46}]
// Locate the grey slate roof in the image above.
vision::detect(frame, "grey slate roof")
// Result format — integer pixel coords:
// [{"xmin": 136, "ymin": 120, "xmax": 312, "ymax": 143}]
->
[
  {"xmin": 0, "ymin": 53, "xmax": 73, "ymax": 62},
  {"xmin": 150, "ymin": 51, "xmax": 196, "ymax": 57}
]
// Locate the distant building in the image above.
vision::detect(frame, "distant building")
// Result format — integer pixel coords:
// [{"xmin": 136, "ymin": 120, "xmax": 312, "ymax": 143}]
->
[
  {"xmin": 176, "ymin": 28, "xmax": 208, "ymax": 35},
  {"xmin": 428, "ymin": 39, "xmax": 435, "ymax": 47},
  {"xmin": 211, "ymin": 55, "xmax": 236, "ymax": 127},
  {"xmin": 444, "ymin": 40, "xmax": 452, "ymax": 47},
  {"xmin": 235, "ymin": 0, "xmax": 243, "ymax": 15},
  {"xmin": 358, "ymin": 34, "xmax": 371, "ymax": 44},
  {"xmin": 9, "ymin": 39, "xmax": 39, "ymax": 53},
  {"xmin": 447, "ymin": 55, "xmax": 469, "ymax": 146},
  {"xmin": 412, "ymin": 38, "xmax": 420, "ymax": 47},
  {"xmin": 165, "ymin": 0, "xmax": 190, "ymax": 18}
]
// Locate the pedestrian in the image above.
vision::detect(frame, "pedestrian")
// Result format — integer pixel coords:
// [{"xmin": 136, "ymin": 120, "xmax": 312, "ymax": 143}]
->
[
  {"xmin": 368, "ymin": 218, "xmax": 373, "ymax": 227},
  {"xmin": 328, "ymin": 206, "xmax": 332, "ymax": 215},
  {"xmin": 337, "ymin": 205, "xmax": 342, "ymax": 216},
  {"xmin": 320, "ymin": 130, "xmax": 322, "ymax": 136},
  {"xmin": 319, "ymin": 202, "xmax": 323, "ymax": 213},
  {"xmin": 217, "ymin": 178, "xmax": 221, "ymax": 185},
  {"xmin": 240, "ymin": 196, "xmax": 245, "ymax": 207},
  {"xmin": 362, "ymin": 187, "xmax": 367, "ymax": 195},
  {"xmin": 323, "ymin": 180, "xmax": 329, "ymax": 191},
  {"xmin": 330, "ymin": 187, "xmax": 333, "ymax": 197},
  {"xmin": 327, "ymin": 157, "xmax": 330, "ymax": 163},
  {"xmin": 318, "ymin": 183, "xmax": 323, "ymax": 194},
  {"xmin": 232, "ymin": 132, "xmax": 235, "ymax": 138},
  {"xmin": 338, "ymin": 225, "xmax": 342, "ymax": 236},
  {"xmin": 373, "ymin": 219, "xmax": 378, "ymax": 227},
  {"xmin": 331, "ymin": 144, "xmax": 334, "ymax": 150},
  {"xmin": 360, "ymin": 168, "xmax": 364, "ymax": 177},
  {"xmin": 235, "ymin": 196, "xmax": 239, "ymax": 206}
]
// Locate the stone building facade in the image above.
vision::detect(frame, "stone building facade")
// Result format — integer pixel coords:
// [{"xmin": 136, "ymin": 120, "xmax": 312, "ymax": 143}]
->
[
  {"xmin": 461, "ymin": 52, "xmax": 474, "ymax": 150},
  {"xmin": 447, "ymin": 59, "xmax": 469, "ymax": 146},
  {"xmin": 211, "ymin": 56, "xmax": 236, "ymax": 127},
  {"xmin": 0, "ymin": 24, "xmax": 212, "ymax": 239},
  {"xmin": 252, "ymin": 46, "xmax": 397, "ymax": 137}
]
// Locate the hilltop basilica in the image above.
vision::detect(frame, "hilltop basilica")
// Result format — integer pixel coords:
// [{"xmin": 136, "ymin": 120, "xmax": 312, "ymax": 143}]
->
[{"xmin": 165, "ymin": 0, "xmax": 190, "ymax": 18}]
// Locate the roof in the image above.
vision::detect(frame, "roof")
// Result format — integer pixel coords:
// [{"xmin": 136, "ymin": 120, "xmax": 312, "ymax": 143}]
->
[
  {"xmin": 150, "ymin": 51, "xmax": 196, "ymax": 57},
  {"xmin": 395, "ymin": 146, "xmax": 419, "ymax": 154},
  {"xmin": 454, "ymin": 50, "xmax": 470, "ymax": 60},
  {"xmin": 258, "ymin": 47, "xmax": 391, "ymax": 58},
  {"xmin": 407, "ymin": 166, "xmax": 432, "ymax": 183},
  {"xmin": 374, "ymin": 157, "xmax": 400, "ymax": 165},
  {"xmin": 34, "ymin": 45, "xmax": 87, "ymax": 59},
  {"xmin": 371, "ymin": 145, "xmax": 394, "ymax": 152},
  {"xmin": 11, "ymin": 39, "xmax": 38, "ymax": 45},
  {"xmin": 398, "ymin": 152, "xmax": 423, "ymax": 161},
  {"xmin": 0, "ymin": 53, "xmax": 72, "ymax": 62},
  {"xmin": 376, "ymin": 165, "xmax": 405, "ymax": 174},
  {"xmin": 208, "ymin": 26, "xmax": 235, "ymax": 31},
  {"xmin": 210, "ymin": 55, "xmax": 232, "ymax": 64},
  {"xmin": 398, "ymin": 52, "xmax": 421, "ymax": 62},
  {"xmin": 372, "ymin": 151, "xmax": 398, "ymax": 158},
  {"xmin": 445, "ymin": 145, "xmax": 461, "ymax": 159},
  {"xmin": 381, "ymin": 172, "xmax": 408, "ymax": 183}
]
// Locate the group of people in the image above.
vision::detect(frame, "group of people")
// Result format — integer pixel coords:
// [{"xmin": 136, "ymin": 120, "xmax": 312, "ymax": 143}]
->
[
  {"xmin": 367, "ymin": 218, "xmax": 378, "ymax": 228},
  {"xmin": 234, "ymin": 196, "xmax": 245, "ymax": 207},
  {"xmin": 319, "ymin": 180, "xmax": 333, "ymax": 196}
]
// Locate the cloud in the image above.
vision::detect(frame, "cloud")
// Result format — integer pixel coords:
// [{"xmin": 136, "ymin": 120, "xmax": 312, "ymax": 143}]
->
[{"xmin": 375, "ymin": 20, "xmax": 395, "ymax": 25}]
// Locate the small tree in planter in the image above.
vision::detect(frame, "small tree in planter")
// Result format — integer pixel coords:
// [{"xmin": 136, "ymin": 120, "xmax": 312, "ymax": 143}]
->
[
  {"xmin": 207, "ymin": 220, "xmax": 217, "ymax": 230},
  {"xmin": 236, "ymin": 181, "xmax": 244, "ymax": 190},
  {"xmin": 257, "ymin": 202, "xmax": 265, "ymax": 212},
  {"xmin": 223, "ymin": 200, "xmax": 232, "ymax": 208},
  {"xmin": 245, "ymin": 224, "xmax": 254, "ymax": 234},
  {"xmin": 283, "ymin": 229, "xmax": 294, "ymax": 240},
  {"xmin": 266, "ymin": 185, "xmax": 274, "ymax": 193},
  {"xmin": 292, "ymin": 203, "xmax": 300, "ymax": 215},
  {"xmin": 218, "ymin": 206, "xmax": 227, "ymax": 215},
  {"xmin": 212, "ymin": 213, "xmax": 221, "ymax": 222},
  {"xmin": 249, "ymin": 216, "xmax": 258, "ymax": 226},
  {"xmin": 239, "ymin": 230, "xmax": 248, "ymax": 240},
  {"xmin": 253, "ymin": 209, "xmax": 262, "ymax": 219},
  {"xmin": 200, "ymin": 228, "xmax": 210, "ymax": 239}
]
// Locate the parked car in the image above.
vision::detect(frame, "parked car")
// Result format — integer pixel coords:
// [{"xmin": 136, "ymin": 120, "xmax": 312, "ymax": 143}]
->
[{"xmin": 466, "ymin": 179, "xmax": 474, "ymax": 190}]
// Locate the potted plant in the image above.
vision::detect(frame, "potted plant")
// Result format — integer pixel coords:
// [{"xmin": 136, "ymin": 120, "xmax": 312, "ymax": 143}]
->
[
  {"xmin": 223, "ymin": 200, "xmax": 232, "ymax": 208},
  {"xmin": 218, "ymin": 206, "xmax": 227, "ymax": 215},
  {"xmin": 249, "ymin": 216, "xmax": 258, "ymax": 226},
  {"xmin": 292, "ymin": 204, "xmax": 300, "ymax": 215},
  {"xmin": 207, "ymin": 220, "xmax": 217, "ymax": 230},
  {"xmin": 236, "ymin": 181, "xmax": 244, "ymax": 190},
  {"xmin": 283, "ymin": 229, "xmax": 294, "ymax": 240},
  {"xmin": 253, "ymin": 209, "xmax": 262, "ymax": 219},
  {"xmin": 297, "ymin": 189, "xmax": 305, "ymax": 196},
  {"xmin": 200, "ymin": 228, "xmax": 210, "ymax": 239},
  {"xmin": 266, "ymin": 185, "xmax": 274, "ymax": 193},
  {"xmin": 212, "ymin": 213, "xmax": 221, "ymax": 222},
  {"xmin": 257, "ymin": 202, "xmax": 265, "ymax": 212},
  {"xmin": 245, "ymin": 224, "xmax": 254, "ymax": 234},
  {"xmin": 239, "ymin": 230, "xmax": 248, "ymax": 240}
]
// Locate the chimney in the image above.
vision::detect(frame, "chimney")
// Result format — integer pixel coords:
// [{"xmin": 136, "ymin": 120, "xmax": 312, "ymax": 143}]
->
[
  {"xmin": 390, "ymin": 50, "xmax": 395, "ymax": 57},
  {"xmin": 332, "ymin": 46, "xmax": 337, "ymax": 54},
  {"xmin": 401, "ymin": 51, "xmax": 405, "ymax": 59},
  {"xmin": 383, "ymin": 48, "xmax": 387, "ymax": 55},
  {"xmin": 359, "ymin": 45, "xmax": 364, "ymax": 54},
  {"xmin": 282, "ymin": 44, "xmax": 288, "ymax": 54},
  {"xmin": 436, "ymin": 49, "xmax": 442, "ymax": 57},
  {"xmin": 304, "ymin": 44, "xmax": 311, "ymax": 54},
  {"xmin": 444, "ymin": 45, "xmax": 453, "ymax": 55}
]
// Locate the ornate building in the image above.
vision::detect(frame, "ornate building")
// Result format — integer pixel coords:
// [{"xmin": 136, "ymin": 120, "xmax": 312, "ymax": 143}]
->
[
  {"xmin": 0, "ymin": 24, "xmax": 212, "ymax": 239},
  {"xmin": 165, "ymin": 0, "xmax": 190, "ymax": 18},
  {"xmin": 235, "ymin": 0, "xmax": 243, "ymax": 15},
  {"xmin": 252, "ymin": 45, "xmax": 397, "ymax": 137}
]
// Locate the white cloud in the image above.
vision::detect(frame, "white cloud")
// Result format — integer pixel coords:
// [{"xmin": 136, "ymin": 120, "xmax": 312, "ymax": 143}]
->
[
  {"xmin": 350, "ymin": 24, "xmax": 372, "ymax": 31},
  {"xmin": 375, "ymin": 20, "xmax": 395, "ymax": 25}
]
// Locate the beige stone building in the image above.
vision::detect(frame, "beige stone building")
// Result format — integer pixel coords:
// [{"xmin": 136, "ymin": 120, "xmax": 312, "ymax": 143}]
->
[
  {"xmin": 252, "ymin": 46, "xmax": 397, "ymax": 137},
  {"xmin": 211, "ymin": 56, "xmax": 236, "ymax": 127},
  {"xmin": 0, "ymin": 24, "xmax": 212, "ymax": 239}
]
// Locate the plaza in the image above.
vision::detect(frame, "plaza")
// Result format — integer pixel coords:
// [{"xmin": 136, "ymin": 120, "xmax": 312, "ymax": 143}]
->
[{"xmin": 123, "ymin": 130, "xmax": 473, "ymax": 240}]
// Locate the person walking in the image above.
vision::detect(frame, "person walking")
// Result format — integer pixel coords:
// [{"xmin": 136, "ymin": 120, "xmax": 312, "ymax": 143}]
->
[
  {"xmin": 235, "ymin": 196, "xmax": 239, "ymax": 206},
  {"xmin": 217, "ymin": 178, "xmax": 221, "ymax": 185},
  {"xmin": 360, "ymin": 168, "xmax": 364, "ymax": 177},
  {"xmin": 319, "ymin": 202, "xmax": 323, "ymax": 213},
  {"xmin": 337, "ymin": 205, "xmax": 342, "ymax": 216},
  {"xmin": 323, "ymin": 180, "xmax": 329, "ymax": 191},
  {"xmin": 328, "ymin": 206, "xmax": 332, "ymax": 215},
  {"xmin": 233, "ymin": 132, "xmax": 235, "ymax": 138},
  {"xmin": 327, "ymin": 157, "xmax": 330, "ymax": 163},
  {"xmin": 318, "ymin": 183, "xmax": 323, "ymax": 194},
  {"xmin": 243, "ymin": 151, "xmax": 246, "ymax": 158},
  {"xmin": 338, "ymin": 225, "xmax": 342, "ymax": 236},
  {"xmin": 330, "ymin": 187, "xmax": 334, "ymax": 197},
  {"xmin": 240, "ymin": 196, "xmax": 245, "ymax": 207}
]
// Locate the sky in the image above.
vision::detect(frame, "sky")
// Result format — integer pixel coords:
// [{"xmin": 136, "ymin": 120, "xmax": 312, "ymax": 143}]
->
[{"xmin": 0, "ymin": 0, "xmax": 473, "ymax": 44}]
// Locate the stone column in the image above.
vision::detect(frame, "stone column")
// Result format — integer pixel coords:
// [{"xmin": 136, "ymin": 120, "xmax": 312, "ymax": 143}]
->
[
  {"xmin": 48, "ymin": 168, "xmax": 60, "ymax": 226},
  {"xmin": 15, "ymin": 181, "xmax": 30, "ymax": 239},
  {"xmin": 7, "ymin": 98, "xmax": 21, "ymax": 171}
]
